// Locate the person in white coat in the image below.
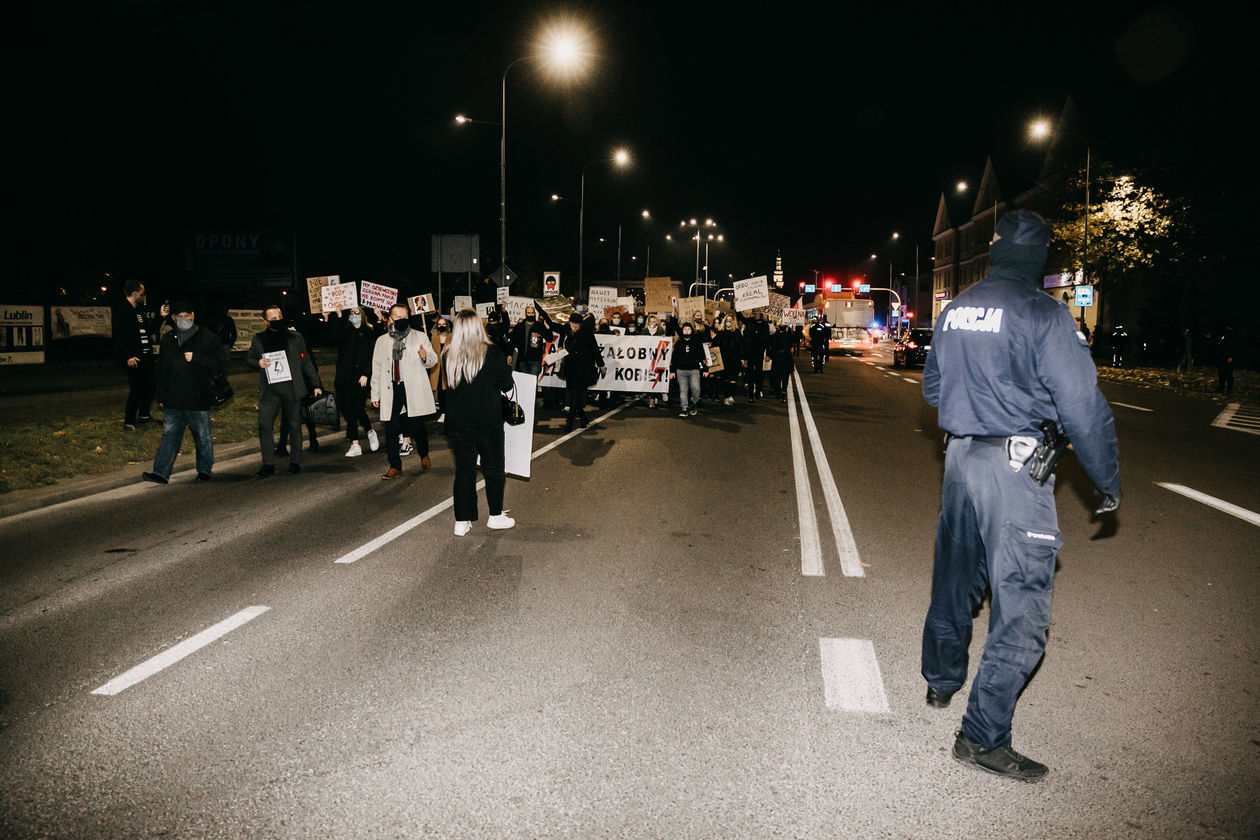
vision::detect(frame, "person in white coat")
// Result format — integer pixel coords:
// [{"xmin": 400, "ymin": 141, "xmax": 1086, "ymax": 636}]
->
[{"xmin": 371, "ymin": 303, "xmax": 439, "ymax": 479}]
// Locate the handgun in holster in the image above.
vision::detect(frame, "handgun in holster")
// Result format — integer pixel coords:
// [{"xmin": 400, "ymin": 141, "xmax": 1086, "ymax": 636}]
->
[{"xmin": 1025, "ymin": 419, "xmax": 1070, "ymax": 485}]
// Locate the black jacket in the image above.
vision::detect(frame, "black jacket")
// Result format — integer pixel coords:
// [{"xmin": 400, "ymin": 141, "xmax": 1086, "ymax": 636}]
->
[
  {"xmin": 443, "ymin": 346, "xmax": 516, "ymax": 437},
  {"xmin": 329, "ymin": 317, "xmax": 379, "ymax": 384},
  {"xmin": 155, "ymin": 326, "xmax": 228, "ymax": 410},
  {"xmin": 510, "ymin": 319, "xmax": 551, "ymax": 365},
  {"xmin": 560, "ymin": 327, "xmax": 604, "ymax": 388},
  {"xmin": 112, "ymin": 300, "xmax": 155, "ymax": 364},
  {"xmin": 670, "ymin": 334, "xmax": 709, "ymax": 372},
  {"xmin": 247, "ymin": 327, "xmax": 323, "ymax": 401}
]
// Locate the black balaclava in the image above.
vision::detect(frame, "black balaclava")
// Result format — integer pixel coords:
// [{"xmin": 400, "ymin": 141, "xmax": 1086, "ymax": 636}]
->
[{"xmin": 989, "ymin": 209, "xmax": 1051, "ymax": 285}]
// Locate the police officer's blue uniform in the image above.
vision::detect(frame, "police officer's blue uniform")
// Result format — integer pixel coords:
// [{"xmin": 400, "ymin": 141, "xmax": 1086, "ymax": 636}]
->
[{"xmin": 920, "ymin": 210, "xmax": 1121, "ymax": 780}]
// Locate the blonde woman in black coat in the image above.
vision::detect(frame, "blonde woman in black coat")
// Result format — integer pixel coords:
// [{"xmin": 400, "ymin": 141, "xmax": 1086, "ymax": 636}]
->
[{"xmin": 444, "ymin": 310, "xmax": 516, "ymax": 536}]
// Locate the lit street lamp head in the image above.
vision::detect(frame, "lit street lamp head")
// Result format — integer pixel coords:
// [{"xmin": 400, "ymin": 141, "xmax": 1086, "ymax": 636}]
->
[
  {"xmin": 613, "ymin": 147, "xmax": 631, "ymax": 166},
  {"xmin": 536, "ymin": 18, "xmax": 593, "ymax": 81}
]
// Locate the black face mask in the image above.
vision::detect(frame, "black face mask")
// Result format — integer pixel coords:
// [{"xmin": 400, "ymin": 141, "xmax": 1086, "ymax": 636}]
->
[
  {"xmin": 526, "ymin": 315, "xmax": 536, "ymax": 322},
  {"xmin": 267, "ymin": 319, "xmax": 285, "ymax": 330}
]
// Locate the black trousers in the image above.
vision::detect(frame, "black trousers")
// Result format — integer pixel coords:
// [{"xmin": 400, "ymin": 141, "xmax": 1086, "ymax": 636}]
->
[
  {"xmin": 336, "ymin": 378, "xmax": 373, "ymax": 440},
  {"xmin": 259, "ymin": 388, "xmax": 303, "ymax": 465},
  {"xmin": 566, "ymin": 382, "xmax": 589, "ymax": 424},
  {"xmin": 448, "ymin": 427, "xmax": 505, "ymax": 522},
  {"xmin": 124, "ymin": 358, "xmax": 155, "ymax": 424},
  {"xmin": 384, "ymin": 382, "xmax": 428, "ymax": 469}
]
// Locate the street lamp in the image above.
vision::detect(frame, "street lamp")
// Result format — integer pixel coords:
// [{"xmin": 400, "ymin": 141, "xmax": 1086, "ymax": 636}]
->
[
  {"xmin": 1030, "ymin": 117, "xmax": 1091, "ymax": 290},
  {"xmin": 679, "ymin": 218, "xmax": 717, "ymax": 296},
  {"xmin": 578, "ymin": 147, "xmax": 631, "ymax": 298},
  {"xmin": 458, "ymin": 20, "xmax": 591, "ymax": 286}
]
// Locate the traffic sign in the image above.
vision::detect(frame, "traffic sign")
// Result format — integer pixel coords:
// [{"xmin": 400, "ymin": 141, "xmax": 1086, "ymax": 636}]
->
[
  {"xmin": 859, "ymin": 284, "xmax": 870, "ymax": 294},
  {"xmin": 1074, "ymin": 286, "xmax": 1095, "ymax": 307}
]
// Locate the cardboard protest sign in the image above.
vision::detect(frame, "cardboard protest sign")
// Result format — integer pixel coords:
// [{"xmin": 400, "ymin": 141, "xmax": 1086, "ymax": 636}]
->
[
  {"xmin": 644, "ymin": 276, "xmax": 676, "ymax": 312},
  {"xmin": 704, "ymin": 342, "xmax": 724, "ymax": 373},
  {"xmin": 734, "ymin": 275, "xmax": 770, "ymax": 311},
  {"xmin": 782, "ymin": 308, "xmax": 807, "ymax": 328},
  {"xmin": 539, "ymin": 334, "xmax": 672, "ymax": 394},
  {"xmin": 677, "ymin": 296, "xmax": 707, "ymax": 325},
  {"xmin": 475, "ymin": 301, "xmax": 496, "ymax": 320},
  {"xmin": 496, "ymin": 285, "xmax": 509, "ymax": 304},
  {"xmin": 616, "ymin": 296, "xmax": 637, "ymax": 313},
  {"xmin": 306, "ymin": 275, "xmax": 339, "ymax": 313},
  {"xmin": 321, "ymin": 282, "xmax": 358, "ymax": 313},
  {"xmin": 542, "ymin": 272, "xmax": 561, "ymax": 297},
  {"xmin": 408, "ymin": 293, "xmax": 436, "ymax": 315},
  {"xmin": 503, "ymin": 296, "xmax": 535, "ymax": 323},
  {"xmin": 587, "ymin": 286, "xmax": 617, "ymax": 318},
  {"xmin": 359, "ymin": 281, "xmax": 397, "ymax": 312},
  {"xmin": 453, "ymin": 295, "xmax": 472, "ymax": 314},
  {"xmin": 765, "ymin": 291, "xmax": 791, "ymax": 322}
]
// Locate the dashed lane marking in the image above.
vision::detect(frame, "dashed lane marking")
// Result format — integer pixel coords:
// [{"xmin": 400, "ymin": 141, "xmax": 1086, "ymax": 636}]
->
[
  {"xmin": 1156, "ymin": 483, "xmax": 1260, "ymax": 528},
  {"xmin": 91, "ymin": 606, "xmax": 270, "ymax": 695},
  {"xmin": 819, "ymin": 637, "xmax": 890, "ymax": 713}
]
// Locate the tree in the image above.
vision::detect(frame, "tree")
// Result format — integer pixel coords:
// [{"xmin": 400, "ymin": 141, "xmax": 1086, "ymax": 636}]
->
[{"xmin": 1043, "ymin": 161, "xmax": 1193, "ymax": 331}]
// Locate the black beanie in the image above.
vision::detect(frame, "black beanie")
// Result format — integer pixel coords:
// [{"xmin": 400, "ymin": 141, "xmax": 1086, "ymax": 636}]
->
[{"xmin": 990, "ymin": 210, "xmax": 1051, "ymax": 278}]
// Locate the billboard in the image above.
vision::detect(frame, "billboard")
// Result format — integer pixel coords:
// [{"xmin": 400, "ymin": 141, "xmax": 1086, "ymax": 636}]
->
[
  {"xmin": 1, "ymin": 306, "xmax": 46, "ymax": 364},
  {"xmin": 187, "ymin": 230, "xmax": 296, "ymax": 288}
]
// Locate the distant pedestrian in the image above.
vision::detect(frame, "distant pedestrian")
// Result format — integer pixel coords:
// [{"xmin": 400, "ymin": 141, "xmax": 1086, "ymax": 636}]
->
[
  {"xmin": 443, "ymin": 310, "xmax": 517, "ymax": 536},
  {"xmin": 371, "ymin": 303, "xmax": 438, "ymax": 479},
  {"xmin": 112, "ymin": 279, "xmax": 161, "ymax": 430},
  {"xmin": 1217, "ymin": 326, "xmax": 1236, "ymax": 396},
  {"xmin": 1176, "ymin": 328, "xmax": 1194, "ymax": 375},
  {"xmin": 1109, "ymin": 324, "xmax": 1128, "ymax": 367},
  {"xmin": 141, "ymin": 301, "xmax": 228, "ymax": 484},
  {"xmin": 248, "ymin": 306, "xmax": 323, "ymax": 477}
]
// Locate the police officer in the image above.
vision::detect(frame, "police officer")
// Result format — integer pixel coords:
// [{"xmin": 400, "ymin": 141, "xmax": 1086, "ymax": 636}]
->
[
  {"xmin": 920, "ymin": 210, "xmax": 1121, "ymax": 782},
  {"xmin": 808, "ymin": 316, "xmax": 830, "ymax": 373}
]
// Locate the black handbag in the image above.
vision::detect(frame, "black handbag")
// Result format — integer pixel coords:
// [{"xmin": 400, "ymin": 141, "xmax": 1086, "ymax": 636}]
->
[
  {"xmin": 209, "ymin": 374, "xmax": 234, "ymax": 407},
  {"xmin": 501, "ymin": 384, "xmax": 525, "ymax": 426},
  {"xmin": 301, "ymin": 392, "xmax": 339, "ymax": 426}
]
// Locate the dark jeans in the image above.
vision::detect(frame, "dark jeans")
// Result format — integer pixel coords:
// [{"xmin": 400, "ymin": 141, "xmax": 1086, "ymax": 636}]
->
[
  {"xmin": 124, "ymin": 358, "xmax": 155, "ymax": 424},
  {"xmin": 258, "ymin": 388, "xmax": 304, "ymax": 466},
  {"xmin": 384, "ymin": 382, "xmax": 428, "ymax": 469},
  {"xmin": 811, "ymin": 347, "xmax": 827, "ymax": 372},
  {"xmin": 1218, "ymin": 362, "xmax": 1234, "ymax": 395},
  {"xmin": 151, "ymin": 408, "xmax": 213, "ymax": 479},
  {"xmin": 336, "ymin": 379, "xmax": 373, "ymax": 440},
  {"xmin": 921, "ymin": 437, "xmax": 1061, "ymax": 751},
  {"xmin": 565, "ymin": 382, "xmax": 589, "ymax": 424},
  {"xmin": 448, "ymin": 427, "xmax": 505, "ymax": 522}
]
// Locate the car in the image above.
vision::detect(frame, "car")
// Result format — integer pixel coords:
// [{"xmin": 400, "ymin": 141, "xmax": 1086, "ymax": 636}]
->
[
  {"xmin": 829, "ymin": 326, "xmax": 874, "ymax": 356},
  {"xmin": 893, "ymin": 328, "xmax": 934, "ymax": 368}
]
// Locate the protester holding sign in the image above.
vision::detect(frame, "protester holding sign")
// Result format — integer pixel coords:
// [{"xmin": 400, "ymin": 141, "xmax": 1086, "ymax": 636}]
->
[
  {"xmin": 714, "ymin": 318, "xmax": 746, "ymax": 406},
  {"xmin": 328, "ymin": 307, "xmax": 382, "ymax": 457},
  {"xmin": 669, "ymin": 321, "xmax": 709, "ymax": 417},
  {"xmin": 738, "ymin": 311, "xmax": 770, "ymax": 402},
  {"xmin": 442, "ymin": 310, "xmax": 517, "ymax": 536},
  {"xmin": 371, "ymin": 303, "xmax": 439, "ymax": 479},
  {"xmin": 509, "ymin": 304, "xmax": 551, "ymax": 375},
  {"xmin": 558, "ymin": 313, "xmax": 605, "ymax": 431},
  {"xmin": 248, "ymin": 305, "xmax": 323, "ymax": 477}
]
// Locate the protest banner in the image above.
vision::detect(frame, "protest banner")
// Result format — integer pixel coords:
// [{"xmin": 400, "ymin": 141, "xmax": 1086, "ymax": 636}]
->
[
  {"xmin": 503, "ymin": 371, "xmax": 536, "ymax": 479},
  {"xmin": 359, "ymin": 281, "xmax": 397, "ymax": 312},
  {"xmin": 306, "ymin": 275, "xmax": 339, "ymax": 313},
  {"xmin": 408, "ymin": 293, "xmax": 436, "ymax": 315},
  {"xmin": 587, "ymin": 286, "xmax": 617, "ymax": 318},
  {"xmin": 50, "ymin": 306, "xmax": 111, "ymax": 340},
  {"xmin": 540, "ymin": 333, "xmax": 672, "ymax": 394},
  {"xmin": 734, "ymin": 275, "xmax": 770, "ymax": 311},
  {"xmin": 496, "ymin": 284, "xmax": 509, "ymax": 304},
  {"xmin": 0, "ymin": 305, "xmax": 45, "ymax": 365},
  {"xmin": 453, "ymin": 295, "xmax": 472, "ymax": 314},
  {"xmin": 321, "ymin": 282, "xmax": 358, "ymax": 313},
  {"xmin": 644, "ymin": 276, "xmax": 677, "ymax": 312},
  {"xmin": 782, "ymin": 308, "xmax": 806, "ymax": 328},
  {"xmin": 542, "ymin": 272, "xmax": 561, "ymax": 297},
  {"xmin": 475, "ymin": 302, "xmax": 496, "ymax": 320}
]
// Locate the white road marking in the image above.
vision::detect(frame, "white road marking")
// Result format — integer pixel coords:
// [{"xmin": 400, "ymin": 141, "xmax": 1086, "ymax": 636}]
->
[
  {"xmin": 1111, "ymin": 401, "xmax": 1153, "ymax": 412},
  {"xmin": 903, "ymin": 377, "xmax": 920, "ymax": 384},
  {"xmin": 1212, "ymin": 402, "xmax": 1260, "ymax": 436},
  {"xmin": 793, "ymin": 371, "xmax": 864, "ymax": 577},
  {"xmin": 91, "ymin": 606, "xmax": 270, "ymax": 696},
  {"xmin": 334, "ymin": 400, "xmax": 635, "ymax": 564},
  {"xmin": 1156, "ymin": 483, "xmax": 1260, "ymax": 527},
  {"xmin": 787, "ymin": 378, "xmax": 824, "ymax": 576},
  {"xmin": 819, "ymin": 638, "xmax": 890, "ymax": 713}
]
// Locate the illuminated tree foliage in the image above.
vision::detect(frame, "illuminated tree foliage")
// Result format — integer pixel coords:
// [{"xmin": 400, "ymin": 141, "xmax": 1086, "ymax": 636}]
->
[{"xmin": 1043, "ymin": 161, "xmax": 1192, "ymax": 327}]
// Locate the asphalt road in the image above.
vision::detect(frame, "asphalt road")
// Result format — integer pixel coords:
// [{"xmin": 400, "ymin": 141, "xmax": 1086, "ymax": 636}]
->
[{"xmin": 1, "ymin": 347, "xmax": 1257, "ymax": 839}]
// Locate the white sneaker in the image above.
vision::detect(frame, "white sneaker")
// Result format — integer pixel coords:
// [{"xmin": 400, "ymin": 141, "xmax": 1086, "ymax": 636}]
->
[
  {"xmin": 345, "ymin": 441, "xmax": 362, "ymax": 457},
  {"xmin": 400, "ymin": 440, "xmax": 414, "ymax": 456},
  {"xmin": 723, "ymin": 396, "xmax": 735, "ymax": 406},
  {"xmin": 487, "ymin": 513, "xmax": 515, "ymax": 530},
  {"xmin": 454, "ymin": 520, "xmax": 472, "ymax": 537},
  {"xmin": 367, "ymin": 430, "xmax": 379, "ymax": 452},
  {"xmin": 437, "ymin": 413, "xmax": 445, "ymax": 424}
]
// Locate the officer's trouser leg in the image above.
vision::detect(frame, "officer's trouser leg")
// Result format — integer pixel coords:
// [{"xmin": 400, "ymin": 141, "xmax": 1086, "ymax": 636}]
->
[
  {"xmin": 922, "ymin": 439, "xmax": 988, "ymax": 698},
  {"xmin": 960, "ymin": 441, "xmax": 1061, "ymax": 750}
]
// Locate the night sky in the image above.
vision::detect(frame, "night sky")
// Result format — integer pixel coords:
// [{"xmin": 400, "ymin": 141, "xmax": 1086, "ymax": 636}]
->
[{"xmin": 15, "ymin": 2, "xmax": 1239, "ymax": 305}]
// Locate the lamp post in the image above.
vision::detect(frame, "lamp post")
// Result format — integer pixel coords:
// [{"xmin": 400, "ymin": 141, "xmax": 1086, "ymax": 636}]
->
[
  {"xmin": 1030, "ymin": 118, "xmax": 1091, "ymax": 290},
  {"xmin": 578, "ymin": 148, "xmax": 631, "ymax": 298},
  {"xmin": 679, "ymin": 218, "xmax": 717, "ymax": 296},
  {"xmin": 458, "ymin": 21, "xmax": 590, "ymax": 284},
  {"xmin": 703, "ymin": 233, "xmax": 724, "ymax": 292}
]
